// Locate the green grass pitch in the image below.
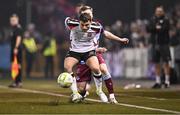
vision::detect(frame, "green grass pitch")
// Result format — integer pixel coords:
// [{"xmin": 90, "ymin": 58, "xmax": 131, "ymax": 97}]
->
[{"xmin": 0, "ymin": 79, "xmax": 180, "ymax": 114}]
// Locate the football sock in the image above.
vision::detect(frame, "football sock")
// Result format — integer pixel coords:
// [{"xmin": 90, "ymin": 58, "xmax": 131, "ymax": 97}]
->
[
  {"xmin": 155, "ymin": 75, "xmax": 161, "ymax": 84},
  {"xmin": 165, "ymin": 75, "xmax": 170, "ymax": 84},
  {"xmin": 103, "ymin": 73, "xmax": 114, "ymax": 94},
  {"xmin": 104, "ymin": 78, "xmax": 114, "ymax": 94},
  {"xmin": 93, "ymin": 72, "xmax": 102, "ymax": 78},
  {"xmin": 93, "ymin": 77, "xmax": 103, "ymax": 93},
  {"xmin": 70, "ymin": 74, "xmax": 78, "ymax": 94}
]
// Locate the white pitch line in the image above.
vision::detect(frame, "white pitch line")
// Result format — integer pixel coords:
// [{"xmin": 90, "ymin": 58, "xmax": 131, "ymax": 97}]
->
[
  {"xmin": 117, "ymin": 94, "xmax": 167, "ymax": 101},
  {"xmin": 0, "ymin": 85, "xmax": 180, "ymax": 114}
]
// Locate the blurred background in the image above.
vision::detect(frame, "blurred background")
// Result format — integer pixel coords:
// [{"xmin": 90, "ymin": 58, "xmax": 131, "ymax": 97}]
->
[{"xmin": 0, "ymin": 0, "xmax": 180, "ymax": 84}]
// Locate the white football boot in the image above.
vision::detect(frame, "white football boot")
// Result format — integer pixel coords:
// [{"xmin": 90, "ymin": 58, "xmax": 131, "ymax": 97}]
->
[
  {"xmin": 109, "ymin": 94, "xmax": 118, "ymax": 104},
  {"xmin": 96, "ymin": 90, "xmax": 108, "ymax": 103},
  {"xmin": 109, "ymin": 97, "xmax": 118, "ymax": 104},
  {"xmin": 71, "ymin": 93, "xmax": 82, "ymax": 103}
]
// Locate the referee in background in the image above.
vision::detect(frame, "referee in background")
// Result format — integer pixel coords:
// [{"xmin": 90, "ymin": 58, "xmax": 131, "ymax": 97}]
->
[
  {"xmin": 9, "ymin": 14, "xmax": 23, "ymax": 88},
  {"xmin": 148, "ymin": 6, "xmax": 171, "ymax": 88}
]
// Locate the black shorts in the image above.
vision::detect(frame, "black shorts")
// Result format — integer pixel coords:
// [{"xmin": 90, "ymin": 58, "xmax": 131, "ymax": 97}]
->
[
  {"xmin": 66, "ymin": 50, "xmax": 96, "ymax": 62},
  {"xmin": 152, "ymin": 45, "xmax": 171, "ymax": 63}
]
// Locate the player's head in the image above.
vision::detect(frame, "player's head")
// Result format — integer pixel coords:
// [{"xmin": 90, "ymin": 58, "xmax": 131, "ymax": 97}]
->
[
  {"xmin": 79, "ymin": 6, "xmax": 93, "ymax": 19},
  {"xmin": 75, "ymin": 3, "xmax": 85, "ymax": 14},
  {"xmin": 155, "ymin": 5, "xmax": 165, "ymax": 17},
  {"xmin": 79, "ymin": 13, "xmax": 92, "ymax": 32},
  {"xmin": 10, "ymin": 14, "xmax": 19, "ymax": 26}
]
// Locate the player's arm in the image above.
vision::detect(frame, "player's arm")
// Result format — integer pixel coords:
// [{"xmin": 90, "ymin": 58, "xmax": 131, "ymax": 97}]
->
[
  {"xmin": 15, "ymin": 36, "xmax": 22, "ymax": 48},
  {"xmin": 103, "ymin": 30, "xmax": 129, "ymax": 44},
  {"xmin": 65, "ymin": 17, "xmax": 79, "ymax": 30},
  {"xmin": 14, "ymin": 27, "xmax": 23, "ymax": 55},
  {"xmin": 14, "ymin": 35, "xmax": 22, "ymax": 55},
  {"xmin": 96, "ymin": 47, "xmax": 107, "ymax": 53}
]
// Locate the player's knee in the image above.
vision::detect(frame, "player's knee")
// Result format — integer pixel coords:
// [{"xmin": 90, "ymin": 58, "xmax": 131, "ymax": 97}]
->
[
  {"xmin": 91, "ymin": 67, "xmax": 101, "ymax": 74},
  {"xmin": 100, "ymin": 68, "xmax": 107, "ymax": 75},
  {"xmin": 64, "ymin": 64, "xmax": 72, "ymax": 73}
]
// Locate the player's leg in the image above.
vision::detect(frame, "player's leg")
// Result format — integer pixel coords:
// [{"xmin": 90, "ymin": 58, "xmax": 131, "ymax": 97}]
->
[
  {"xmin": 64, "ymin": 51, "xmax": 80, "ymax": 74},
  {"xmin": 92, "ymin": 53, "xmax": 108, "ymax": 102},
  {"xmin": 76, "ymin": 72, "xmax": 108, "ymax": 102},
  {"xmin": 64, "ymin": 57, "xmax": 78, "ymax": 73},
  {"xmin": 64, "ymin": 52, "xmax": 82, "ymax": 102},
  {"xmin": 93, "ymin": 77, "xmax": 102, "ymax": 93},
  {"xmin": 85, "ymin": 51, "xmax": 102, "ymax": 78},
  {"xmin": 77, "ymin": 81, "xmax": 90, "ymax": 98},
  {"xmin": 76, "ymin": 59, "xmax": 108, "ymax": 102},
  {"xmin": 84, "ymin": 50, "xmax": 109, "ymax": 102},
  {"xmin": 86, "ymin": 57, "xmax": 108, "ymax": 102},
  {"xmin": 77, "ymin": 82, "xmax": 87, "ymax": 96},
  {"xmin": 152, "ymin": 47, "xmax": 162, "ymax": 88},
  {"xmin": 86, "ymin": 57, "xmax": 102, "ymax": 77},
  {"xmin": 76, "ymin": 63, "xmax": 91, "ymax": 98},
  {"xmin": 92, "ymin": 53, "xmax": 103, "ymax": 92},
  {"xmin": 93, "ymin": 76, "xmax": 108, "ymax": 102},
  {"xmin": 100, "ymin": 63, "xmax": 118, "ymax": 103},
  {"xmin": 163, "ymin": 62, "xmax": 170, "ymax": 87},
  {"xmin": 155, "ymin": 63, "xmax": 161, "ymax": 83},
  {"xmin": 162, "ymin": 45, "xmax": 171, "ymax": 88}
]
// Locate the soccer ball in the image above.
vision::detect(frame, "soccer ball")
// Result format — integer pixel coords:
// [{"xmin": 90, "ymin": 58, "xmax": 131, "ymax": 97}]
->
[{"xmin": 57, "ymin": 72, "xmax": 73, "ymax": 88}]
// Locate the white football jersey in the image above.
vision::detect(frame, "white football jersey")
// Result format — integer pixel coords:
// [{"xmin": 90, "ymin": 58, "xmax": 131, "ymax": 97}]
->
[{"xmin": 65, "ymin": 17, "xmax": 103, "ymax": 53}]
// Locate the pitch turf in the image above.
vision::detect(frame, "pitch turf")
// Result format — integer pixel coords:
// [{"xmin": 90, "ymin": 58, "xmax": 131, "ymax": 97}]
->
[{"xmin": 0, "ymin": 79, "xmax": 180, "ymax": 114}]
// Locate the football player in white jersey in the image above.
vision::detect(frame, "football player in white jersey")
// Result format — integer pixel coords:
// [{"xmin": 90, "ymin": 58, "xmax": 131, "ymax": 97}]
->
[
  {"xmin": 76, "ymin": 5, "xmax": 128, "ymax": 103},
  {"xmin": 64, "ymin": 12, "xmax": 128, "ymax": 103}
]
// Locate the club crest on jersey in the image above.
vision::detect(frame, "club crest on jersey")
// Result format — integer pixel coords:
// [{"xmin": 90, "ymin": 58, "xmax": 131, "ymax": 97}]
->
[{"xmin": 87, "ymin": 32, "xmax": 93, "ymax": 37}]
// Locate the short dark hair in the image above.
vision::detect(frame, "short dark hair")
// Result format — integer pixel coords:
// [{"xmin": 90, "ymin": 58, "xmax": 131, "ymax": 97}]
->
[
  {"xmin": 10, "ymin": 13, "xmax": 19, "ymax": 19},
  {"xmin": 79, "ymin": 5, "xmax": 93, "ymax": 14},
  {"xmin": 79, "ymin": 13, "xmax": 92, "ymax": 23}
]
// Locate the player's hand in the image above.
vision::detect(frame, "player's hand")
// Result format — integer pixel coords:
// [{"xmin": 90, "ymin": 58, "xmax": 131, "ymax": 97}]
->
[
  {"xmin": 14, "ymin": 48, "xmax": 18, "ymax": 55},
  {"xmin": 120, "ymin": 38, "xmax": 129, "ymax": 44},
  {"xmin": 96, "ymin": 47, "xmax": 107, "ymax": 53}
]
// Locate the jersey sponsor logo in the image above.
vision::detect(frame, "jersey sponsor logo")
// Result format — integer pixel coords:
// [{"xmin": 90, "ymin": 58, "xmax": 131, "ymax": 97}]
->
[{"xmin": 73, "ymin": 31, "xmax": 96, "ymax": 42}]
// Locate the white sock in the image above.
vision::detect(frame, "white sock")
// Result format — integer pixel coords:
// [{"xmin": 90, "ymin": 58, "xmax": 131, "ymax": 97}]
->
[
  {"xmin": 102, "ymin": 72, "xmax": 111, "ymax": 80},
  {"xmin": 93, "ymin": 77, "xmax": 103, "ymax": 93},
  {"xmin": 155, "ymin": 76, "xmax": 161, "ymax": 84},
  {"xmin": 165, "ymin": 75, "xmax": 170, "ymax": 84},
  {"xmin": 70, "ymin": 77, "xmax": 78, "ymax": 94},
  {"xmin": 109, "ymin": 93, "xmax": 115, "ymax": 99}
]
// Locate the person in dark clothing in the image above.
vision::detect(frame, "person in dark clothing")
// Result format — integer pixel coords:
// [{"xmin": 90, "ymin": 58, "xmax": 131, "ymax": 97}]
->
[
  {"xmin": 147, "ymin": 6, "xmax": 171, "ymax": 88},
  {"xmin": 42, "ymin": 35, "xmax": 56, "ymax": 79},
  {"xmin": 9, "ymin": 14, "xmax": 23, "ymax": 88}
]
